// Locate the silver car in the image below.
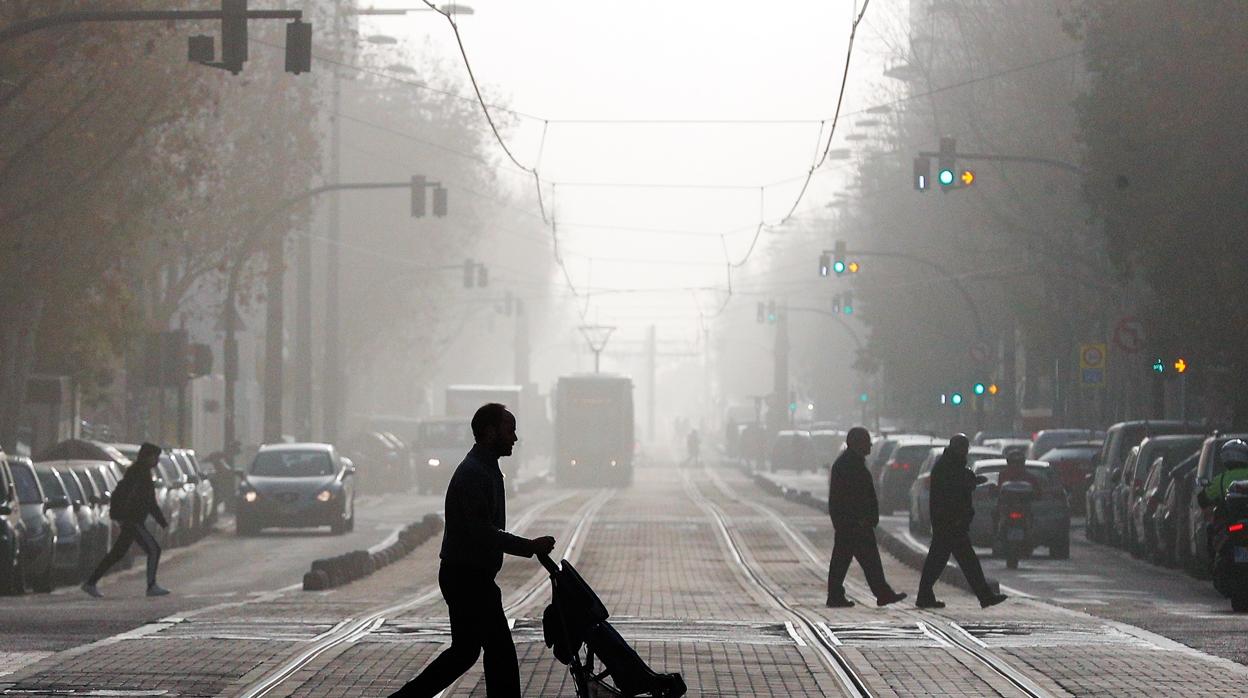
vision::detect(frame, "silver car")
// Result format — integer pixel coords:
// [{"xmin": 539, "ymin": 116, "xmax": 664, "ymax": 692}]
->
[
  {"xmin": 970, "ymin": 459, "xmax": 1071, "ymax": 559},
  {"xmin": 908, "ymin": 446, "xmax": 1002, "ymax": 535},
  {"xmin": 236, "ymin": 443, "xmax": 356, "ymax": 535}
]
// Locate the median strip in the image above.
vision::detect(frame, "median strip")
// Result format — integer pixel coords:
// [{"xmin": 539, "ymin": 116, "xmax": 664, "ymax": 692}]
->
[{"xmin": 302, "ymin": 513, "xmax": 443, "ymax": 591}]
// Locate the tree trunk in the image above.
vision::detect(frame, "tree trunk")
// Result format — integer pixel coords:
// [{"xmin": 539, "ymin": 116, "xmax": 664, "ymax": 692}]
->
[{"xmin": 0, "ymin": 295, "xmax": 46, "ymax": 452}]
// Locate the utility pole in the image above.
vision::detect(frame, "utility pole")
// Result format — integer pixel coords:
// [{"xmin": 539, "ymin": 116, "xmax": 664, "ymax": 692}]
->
[
  {"xmin": 263, "ymin": 234, "xmax": 285, "ymax": 442},
  {"xmin": 513, "ymin": 299, "xmax": 530, "ymax": 386},
  {"xmin": 770, "ymin": 303, "xmax": 789, "ymax": 433},
  {"xmin": 323, "ymin": 0, "xmax": 344, "ymax": 445},
  {"xmin": 647, "ymin": 324, "xmax": 656, "ymax": 442},
  {"xmin": 294, "ymin": 219, "xmax": 312, "ymax": 440}
]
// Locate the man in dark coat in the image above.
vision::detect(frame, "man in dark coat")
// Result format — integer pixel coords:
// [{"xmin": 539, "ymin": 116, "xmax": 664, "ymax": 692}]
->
[
  {"xmin": 393, "ymin": 403, "xmax": 556, "ymax": 698},
  {"xmin": 81, "ymin": 442, "xmax": 169, "ymax": 598},
  {"xmin": 916, "ymin": 433, "xmax": 1008, "ymax": 609},
  {"xmin": 826, "ymin": 427, "xmax": 906, "ymax": 607}
]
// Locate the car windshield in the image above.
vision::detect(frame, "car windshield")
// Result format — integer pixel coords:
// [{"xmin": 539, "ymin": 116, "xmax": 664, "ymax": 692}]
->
[
  {"xmin": 1039, "ymin": 446, "xmax": 1099, "ymax": 461},
  {"xmin": 11, "ymin": 465, "xmax": 41, "ymax": 503},
  {"xmin": 250, "ymin": 450, "xmax": 335, "ymax": 478},
  {"xmin": 60, "ymin": 471, "xmax": 84, "ymax": 501},
  {"xmin": 36, "ymin": 470, "xmax": 65, "ymax": 498},
  {"xmin": 420, "ymin": 422, "xmax": 471, "ymax": 448},
  {"xmin": 892, "ymin": 444, "xmax": 937, "ymax": 467},
  {"xmin": 157, "ymin": 456, "xmax": 181, "ymax": 483},
  {"xmin": 976, "ymin": 465, "xmax": 1061, "ymax": 489}
]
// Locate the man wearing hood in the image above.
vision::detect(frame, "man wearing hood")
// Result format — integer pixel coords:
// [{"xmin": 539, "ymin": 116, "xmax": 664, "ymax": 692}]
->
[
  {"xmin": 81, "ymin": 442, "xmax": 169, "ymax": 598},
  {"xmin": 917, "ymin": 434, "xmax": 1007, "ymax": 609}
]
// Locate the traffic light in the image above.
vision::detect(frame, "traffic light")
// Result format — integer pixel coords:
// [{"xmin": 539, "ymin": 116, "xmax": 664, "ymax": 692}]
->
[
  {"xmin": 847, "ymin": 261, "xmax": 860, "ymax": 273},
  {"xmin": 1174, "ymin": 357, "xmax": 1189, "ymax": 374},
  {"xmin": 432, "ymin": 186, "xmax": 448, "ymax": 217},
  {"xmin": 462, "ymin": 258, "xmax": 475, "ymax": 288},
  {"xmin": 285, "ymin": 20, "xmax": 313, "ymax": 75},
  {"xmin": 767, "ymin": 300, "xmax": 777, "ymax": 324},
  {"xmin": 189, "ymin": 343, "xmax": 213, "ymax": 378},
  {"xmin": 1151, "ymin": 357, "xmax": 1165, "ymax": 374},
  {"xmin": 914, "ymin": 156, "xmax": 931, "ymax": 192},
  {"xmin": 988, "ymin": 383, "xmax": 999, "ymax": 395},
  {"xmin": 833, "ymin": 240, "xmax": 847, "ymax": 275},
  {"xmin": 937, "ymin": 136, "xmax": 956, "ymax": 188},
  {"xmin": 950, "ymin": 391, "xmax": 964, "ymax": 406},
  {"xmin": 831, "ymin": 294, "xmax": 841, "ymax": 314},
  {"xmin": 221, "ymin": 0, "xmax": 248, "ymax": 75},
  {"xmin": 842, "ymin": 292, "xmax": 854, "ymax": 316},
  {"xmin": 411, "ymin": 175, "xmax": 427, "ymax": 217},
  {"xmin": 476, "ymin": 264, "xmax": 489, "ymax": 288},
  {"xmin": 756, "ymin": 302, "xmax": 766, "ymax": 324},
  {"xmin": 788, "ymin": 390, "xmax": 798, "ymax": 414},
  {"xmin": 859, "ymin": 392, "xmax": 869, "ymax": 403},
  {"xmin": 973, "ymin": 382, "xmax": 986, "ymax": 396},
  {"xmin": 819, "ymin": 252, "xmax": 831, "ymax": 277}
]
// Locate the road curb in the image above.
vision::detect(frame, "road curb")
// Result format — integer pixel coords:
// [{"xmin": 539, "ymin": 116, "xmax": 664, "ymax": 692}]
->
[
  {"xmin": 749, "ymin": 470, "xmax": 987, "ymax": 595},
  {"xmin": 302, "ymin": 513, "xmax": 443, "ymax": 591}
]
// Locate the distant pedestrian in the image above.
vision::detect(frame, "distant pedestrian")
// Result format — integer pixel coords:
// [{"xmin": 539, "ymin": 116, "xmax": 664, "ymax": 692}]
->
[
  {"xmin": 826, "ymin": 427, "xmax": 907, "ymax": 608},
  {"xmin": 81, "ymin": 442, "xmax": 170, "ymax": 598},
  {"xmin": 916, "ymin": 434, "xmax": 1008, "ymax": 609},
  {"xmin": 392, "ymin": 404, "xmax": 556, "ymax": 698},
  {"xmin": 685, "ymin": 429, "xmax": 701, "ymax": 468}
]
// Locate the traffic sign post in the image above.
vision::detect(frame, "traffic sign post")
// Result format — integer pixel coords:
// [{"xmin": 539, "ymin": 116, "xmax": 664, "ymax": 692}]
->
[{"xmin": 1080, "ymin": 342, "xmax": 1107, "ymax": 388}]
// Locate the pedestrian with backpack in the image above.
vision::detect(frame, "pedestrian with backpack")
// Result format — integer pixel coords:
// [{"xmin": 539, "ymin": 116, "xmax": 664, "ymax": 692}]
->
[{"xmin": 81, "ymin": 442, "xmax": 170, "ymax": 598}]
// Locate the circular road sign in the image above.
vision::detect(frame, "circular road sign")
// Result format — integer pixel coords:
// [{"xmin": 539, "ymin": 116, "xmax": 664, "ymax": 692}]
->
[
  {"xmin": 1081, "ymin": 344, "xmax": 1105, "ymax": 369},
  {"xmin": 1113, "ymin": 316, "xmax": 1145, "ymax": 354}
]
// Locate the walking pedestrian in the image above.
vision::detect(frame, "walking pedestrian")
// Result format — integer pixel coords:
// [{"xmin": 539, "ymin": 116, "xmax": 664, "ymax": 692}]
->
[
  {"xmin": 392, "ymin": 403, "xmax": 557, "ymax": 698},
  {"xmin": 81, "ymin": 442, "xmax": 170, "ymax": 598},
  {"xmin": 826, "ymin": 427, "xmax": 907, "ymax": 608},
  {"xmin": 916, "ymin": 433, "xmax": 1008, "ymax": 609}
]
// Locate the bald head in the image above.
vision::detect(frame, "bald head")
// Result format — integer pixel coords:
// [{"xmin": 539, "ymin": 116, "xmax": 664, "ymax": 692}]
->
[{"xmin": 846, "ymin": 427, "xmax": 872, "ymax": 457}]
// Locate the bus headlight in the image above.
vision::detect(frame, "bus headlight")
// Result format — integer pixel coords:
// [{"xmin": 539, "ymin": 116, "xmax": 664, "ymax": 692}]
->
[{"xmin": 427, "ymin": 458, "xmax": 440, "ymax": 467}]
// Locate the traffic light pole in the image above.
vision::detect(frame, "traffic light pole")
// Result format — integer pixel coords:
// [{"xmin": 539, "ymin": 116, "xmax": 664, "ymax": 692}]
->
[
  {"xmin": 0, "ymin": 8, "xmax": 302, "ymax": 45},
  {"xmin": 916, "ymin": 150, "xmax": 1085, "ymax": 176},
  {"xmin": 222, "ymin": 180, "xmax": 420, "ymax": 454}
]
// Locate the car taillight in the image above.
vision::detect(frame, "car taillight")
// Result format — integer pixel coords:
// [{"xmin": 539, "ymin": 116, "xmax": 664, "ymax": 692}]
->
[
  {"xmin": 1229, "ymin": 523, "xmax": 1245, "ymax": 533},
  {"xmin": 892, "ymin": 462, "xmax": 912, "ymax": 471},
  {"xmin": 1008, "ymin": 511, "xmax": 1024, "ymax": 520}
]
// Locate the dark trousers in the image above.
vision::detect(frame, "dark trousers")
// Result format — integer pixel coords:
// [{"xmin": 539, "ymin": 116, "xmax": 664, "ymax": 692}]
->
[
  {"xmin": 392, "ymin": 564, "xmax": 519, "ymax": 698},
  {"xmin": 918, "ymin": 530, "xmax": 990, "ymax": 600},
  {"xmin": 87, "ymin": 521, "xmax": 160, "ymax": 588},
  {"xmin": 827, "ymin": 525, "xmax": 893, "ymax": 600}
]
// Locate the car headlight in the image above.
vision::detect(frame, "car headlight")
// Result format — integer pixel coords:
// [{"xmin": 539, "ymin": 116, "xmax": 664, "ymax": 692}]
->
[
  {"xmin": 570, "ymin": 459, "xmax": 577, "ymax": 466},
  {"xmin": 610, "ymin": 460, "xmax": 617, "ymax": 467},
  {"xmin": 243, "ymin": 491, "xmax": 258, "ymax": 503},
  {"xmin": 316, "ymin": 490, "xmax": 333, "ymax": 502},
  {"xmin": 427, "ymin": 458, "xmax": 440, "ymax": 467}
]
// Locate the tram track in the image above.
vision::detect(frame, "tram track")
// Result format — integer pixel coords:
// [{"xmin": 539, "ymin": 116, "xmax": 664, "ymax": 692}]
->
[
  {"xmin": 236, "ymin": 488, "xmax": 604, "ymax": 698},
  {"xmin": 701, "ymin": 467, "xmax": 1051, "ymax": 698}
]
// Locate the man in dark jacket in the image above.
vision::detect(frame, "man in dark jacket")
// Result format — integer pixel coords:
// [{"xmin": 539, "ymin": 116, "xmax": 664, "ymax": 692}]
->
[
  {"xmin": 917, "ymin": 434, "xmax": 1008, "ymax": 609},
  {"xmin": 393, "ymin": 404, "xmax": 556, "ymax": 698},
  {"xmin": 826, "ymin": 427, "xmax": 906, "ymax": 607},
  {"xmin": 81, "ymin": 442, "xmax": 169, "ymax": 598}
]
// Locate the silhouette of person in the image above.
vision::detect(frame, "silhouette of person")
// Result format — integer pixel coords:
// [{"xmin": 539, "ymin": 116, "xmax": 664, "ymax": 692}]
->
[
  {"xmin": 826, "ymin": 427, "xmax": 906, "ymax": 607},
  {"xmin": 392, "ymin": 404, "xmax": 556, "ymax": 698},
  {"xmin": 917, "ymin": 434, "xmax": 1008, "ymax": 609},
  {"xmin": 81, "ymin": 442, "xmax": 170, "ymax": 598},
  {"xmin": 686, "ymin": 428, "xmax": 701, "ymax": 467}
]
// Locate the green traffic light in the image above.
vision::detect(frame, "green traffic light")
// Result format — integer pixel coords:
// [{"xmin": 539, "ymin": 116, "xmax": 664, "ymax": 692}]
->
[
  {"xmin": 973, "ymin": 383, "xmax": 985, "ymax": 395},
  {"xmin": 859, "ymin": 392, "xmax": 869, "ymax": 403},
  {"xmin": 951, "ymin": 392, "xmax": 964, "ymax": 406},
  {"xmin": 833, "ymin": 260, "xmax": 846, "ymax": 274},
  {"xmin": 938, "ymin": 168, "xmax": 955, "ymax": 186}
]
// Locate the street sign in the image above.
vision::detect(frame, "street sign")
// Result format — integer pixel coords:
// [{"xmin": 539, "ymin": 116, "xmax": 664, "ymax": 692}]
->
[
  {"xmin": 969, "ymin": 341, "xmax": 990, "ymax": 363},
  {"xmin": 1080, "ymin": 342, "xmax": 1107, "ymax": 387},
  {"xmin": 1113, "ymin": 316, "xmax": 1145, "ymax": 354}
]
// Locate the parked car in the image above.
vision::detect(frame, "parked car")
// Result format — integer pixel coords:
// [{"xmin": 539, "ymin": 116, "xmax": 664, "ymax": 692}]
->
[
  {"xmin": 183, "ymin": 450, "xmax": 216, "ymax": 526},
  {"xmin": 972, "ymin": 431, "xmax": 1030, "ymax": 446},
  {"xmin": 981, "ymin": 438, "xmax": 1033, "ymax": 458},
  {"xmin": 1184, "ymin": 434, "xmax": 1248, "ymax": 578},
  {"xmin": 1155, "ymin": 453, "xmax": 1200, "ymax": 568},
  {"xmin": 156, "ymin": 452, "xmax": 192, "ymax": 546},
  {"xmin": 970, "ymin": 459, "xmax": 1071, "ymax": 558},
  {"xmin": 0, "ymin": 454, "xmax": 25, "ymax": 594},
  {"xmin": 170, "ymin": 449, "xmax": 205, "ymax": 539},
  {"xmin": 908, "ymin": 445, "xmax": 1000, "ymax": 535},
  {"xmin": 1116, "ymin": 435, "xmax": 1204, "ymax": 554},
  {"xmin": 7, "ymin": 456, "xmax": 56, "ymax": 592},
  {"xmin": 235, "ymin": 443, "xmax": 356, "ymax": 535},
  {"xmin": 64, "ymin": 463, "xmax": 113, "ymax": 557},
  {"xmin": 40, "ymin": 464, "xmax": 105, "ymax": 580},
  {"xmin": 1035, "ymin": 440, "xmax": 1102, "ymax": 514},
  {"xmin": 345, "ymin": 431, "xmax": 412, "ymax": 493},
  {"xmin": 1027, "ymin": 429, "xmax": 1106, "ymax": 460},
  {"xmin": 1086, "ymin": 420, "xmax": 1193, "ymax": 544},
  {"xmin": 868, "ymin": 434, "xmax": 930, "ymax": 481},
  {"xmin": 877, "ymin": 437, "xmax": 943, "ymax": 514},
  {"xmin": 33, "ymin": 466, "xmax": 83, "ymax": 584},
  {"xmin": 768, "ymin": 430, "xmax": 818, "ymax": 472},
  {"xmin": 810, "ymin": 430, "xmax": 845, "ymax": 470},
  {"xmin": 1136, "ymin": 450, "xmax": 1196, "ymax": 563},
  {"xmin": 414, "ymin": 419, "xmax": 473, "ymax": 495}
]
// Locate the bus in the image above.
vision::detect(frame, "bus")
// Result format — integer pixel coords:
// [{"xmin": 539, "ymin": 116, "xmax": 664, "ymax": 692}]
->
[{"xmin": 554, "ymin": 374, "xmax": 634, "ymax": 486}]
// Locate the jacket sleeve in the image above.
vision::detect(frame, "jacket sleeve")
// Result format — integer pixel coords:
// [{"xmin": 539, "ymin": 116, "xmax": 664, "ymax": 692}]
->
[{"xmin": 457, "ymin": 469, "xmax": 531, "ymax": 557}]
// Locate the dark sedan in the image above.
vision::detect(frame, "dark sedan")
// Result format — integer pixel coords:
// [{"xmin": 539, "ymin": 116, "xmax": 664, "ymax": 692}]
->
[
  {"xmin": 1156, "ymin": 453, "xmax": 1200, "ymax": 569},
  {"xmin": 1114, "ymin": 435, "xmax": 1204, "ymax": 554},
  {"xmin": 7, "ymin": 457, "xmax": 56, "ymax": 592},
  {"xmin": 236, "ymin": 444, "xmax": 356, "ymax": 535},
  {"xmin": 1, "ymin": 456, "xmax": 24, "ymax": 594}
]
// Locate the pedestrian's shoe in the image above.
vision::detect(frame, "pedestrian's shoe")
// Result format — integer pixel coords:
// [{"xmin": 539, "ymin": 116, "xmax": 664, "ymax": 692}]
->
[
  {"xmin": 81, "ymin": 583, "xmax": 103, "ymax": 599},
  {"xmin": 915, "ymin": 596, "xmax": 945, "ymax": 609},
  {"xmin": 979, "ymin": 593, "xmax": 1008, "ymax": 609},
  {"xmin": 825, "ymin": 596, "xmax": 855, "ymax": 608},
  {"xmin": 876, "ymin": 591, "xmax": 907, "ymax": 607},
  {"xmin": 146, "ymin": 584, "xmax": 171, "ymax": 597}
]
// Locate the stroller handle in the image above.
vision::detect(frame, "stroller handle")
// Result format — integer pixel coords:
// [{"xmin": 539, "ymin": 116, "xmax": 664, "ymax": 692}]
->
[{"xmin": 537, "ymin": 552, "xmax": 560, "ymax": 575}]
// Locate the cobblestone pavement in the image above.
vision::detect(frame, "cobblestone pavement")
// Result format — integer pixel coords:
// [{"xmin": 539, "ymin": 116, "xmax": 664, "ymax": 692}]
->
[{"xmin": 6, "ymin": 464, "xmax": 1248, "ymax": 696}]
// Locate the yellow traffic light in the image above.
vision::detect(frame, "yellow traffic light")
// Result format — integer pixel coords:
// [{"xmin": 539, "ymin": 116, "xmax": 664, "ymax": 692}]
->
[
  {"xmin": 960, "ymin": 170, "xmax": 975, "ymax": 186},
  {"xmin": 1174, "ymin": 358, "xmax": 1188, "ymax": 374},
  {"xmin": 847, "ymin": 261, "xmax": 860, "ymax": 273},
  {"xmin": 987, "ymin": 383, "xmax": 999, "ymax": 395}
]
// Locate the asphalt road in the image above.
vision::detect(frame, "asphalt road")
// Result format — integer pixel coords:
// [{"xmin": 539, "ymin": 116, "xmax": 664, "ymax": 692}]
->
[{"xmin": 765, "ymin": 468, "xmax": 1248, "ymax": 667}]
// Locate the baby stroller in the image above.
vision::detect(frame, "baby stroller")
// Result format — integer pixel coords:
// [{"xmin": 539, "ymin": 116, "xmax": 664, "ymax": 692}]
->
[{"xmin": 538, "ymin": 554, "xmax": 686, "ymax": 697}]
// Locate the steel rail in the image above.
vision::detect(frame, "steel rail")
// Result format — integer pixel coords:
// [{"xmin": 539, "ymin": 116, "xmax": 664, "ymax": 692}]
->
[
  {"xmin": 704, "ymin": 468, "xmax": 1050, "ymax": 698},
  {"xmin": 238, "ymin": 489, "xmax": 587, "ymax": 698},
  {"xmin": 681, "ymin": 472, "xmax": 874, "ymax": 697}
]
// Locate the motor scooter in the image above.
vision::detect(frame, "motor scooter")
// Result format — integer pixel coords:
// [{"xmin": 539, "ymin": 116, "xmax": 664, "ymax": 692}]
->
[
  {"xmin": 1211, "ymin": 480, "xmax": 1248, "ymax": 612},
  {"xmin": 995, "ymin": 480, "xmax": 1035, "ymax": 570}
]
